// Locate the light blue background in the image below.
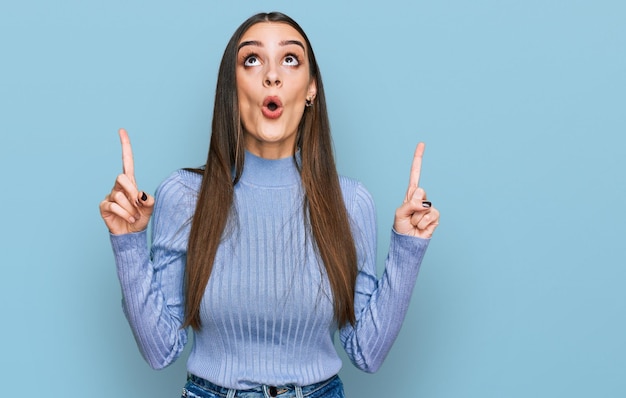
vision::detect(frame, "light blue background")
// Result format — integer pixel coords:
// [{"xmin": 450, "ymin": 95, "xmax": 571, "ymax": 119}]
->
[{"xmin": 1, "ymin": 1, "xmax": 624, "ymax": 396}]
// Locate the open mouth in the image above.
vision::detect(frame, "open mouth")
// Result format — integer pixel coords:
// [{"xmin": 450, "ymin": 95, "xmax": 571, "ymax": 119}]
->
[{"xmin": 262, "ymin": 96, "xmax": 283, "ymax": 119}]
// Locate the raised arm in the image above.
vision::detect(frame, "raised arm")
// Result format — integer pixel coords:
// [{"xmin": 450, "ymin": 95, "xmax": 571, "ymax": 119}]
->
[
  {"xmin": 341, "ymin": 143, "xmax": 439, "ymax": 372},
  {"xmin": 99, "ymin": 129, "xmax": 190, "ymax": 369}
]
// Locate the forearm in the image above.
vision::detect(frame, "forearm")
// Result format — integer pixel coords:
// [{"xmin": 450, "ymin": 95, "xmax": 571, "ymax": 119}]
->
[
  {"xmin": 341, "ymin": 230, "xmax": 429, "ymax": 372},
  {"xmin": 111, "ymin": 230, "xmax": 188, "ymax": 369}
]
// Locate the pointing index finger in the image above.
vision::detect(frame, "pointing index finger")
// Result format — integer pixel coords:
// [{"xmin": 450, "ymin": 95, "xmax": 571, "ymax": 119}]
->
[
  {"xmin": 119, "ymin": 128, "xmax": 135, "ymax": 181},
  {"xmin": 409, "ymin": 142, "xmax": 425, "ymax": 189}
]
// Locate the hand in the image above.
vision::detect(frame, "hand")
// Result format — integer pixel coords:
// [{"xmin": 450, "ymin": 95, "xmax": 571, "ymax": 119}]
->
[
  {"xmin": 394, "ymin": 143, "xmax": 440, "ymax": 238},
  {"xmin": 99, "ymin": 128, "xmax": 155, "ymax": 234}
]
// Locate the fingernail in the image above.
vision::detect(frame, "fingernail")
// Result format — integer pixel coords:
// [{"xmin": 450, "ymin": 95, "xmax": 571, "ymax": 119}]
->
[
  {"xmin": 129, "ymin": 216, "xmax": 136, "ymax": 224},
  {"xmin": 141, "ymin": 192, "xmax": 148, "ymax": 201},
  {"xmin": 422, "ymin": 201, "xmax": 432, "ymax": 208}
]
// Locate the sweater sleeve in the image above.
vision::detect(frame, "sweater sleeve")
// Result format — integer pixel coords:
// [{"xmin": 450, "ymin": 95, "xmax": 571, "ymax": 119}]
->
[
  {"xmin": 339, "ymin": 182, "xmax": 430, "ymax": 373},
  {"xmin": 109, "ymin": 171, "xmax": 196, "ymax": 369}
]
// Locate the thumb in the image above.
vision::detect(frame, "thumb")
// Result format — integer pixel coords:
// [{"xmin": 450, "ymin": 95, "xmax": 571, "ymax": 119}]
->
[{"xmin": 137, "ymin": 191, "xmax": 155, "ymax": 214}]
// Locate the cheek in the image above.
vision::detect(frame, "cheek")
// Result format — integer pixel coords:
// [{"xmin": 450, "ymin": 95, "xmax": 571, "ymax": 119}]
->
[
  {"xmin": 237, "ymin": 87, "xmax": 257, "ymax": 118},
  {"xmin": 236, "ymin": 71, "xmax": 257, "ymax": 99},
  {"xmin": 237, "ymin": 81, "xmax": 252, "ymax": 101},
  {"xmin": 238, "ymin": 99, "xmax": 254, "ymax": 130}
]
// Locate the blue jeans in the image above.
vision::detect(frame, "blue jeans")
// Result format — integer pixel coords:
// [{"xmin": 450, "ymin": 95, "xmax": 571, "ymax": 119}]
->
[{"xmin": 182, "ymin": 374, "xmax": 345, "ymax": 398}]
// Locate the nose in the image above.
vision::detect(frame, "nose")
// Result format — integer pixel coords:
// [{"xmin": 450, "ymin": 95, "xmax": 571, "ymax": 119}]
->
[{"xmin": 263, "ymin": 63, "xmax": 282, "ymax": 87}]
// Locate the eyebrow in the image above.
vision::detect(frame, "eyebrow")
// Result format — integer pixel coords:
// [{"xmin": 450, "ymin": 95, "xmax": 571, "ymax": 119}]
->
[{"xmin": 237, "ymin": 39, "xmax": 306, "ymax": 52}]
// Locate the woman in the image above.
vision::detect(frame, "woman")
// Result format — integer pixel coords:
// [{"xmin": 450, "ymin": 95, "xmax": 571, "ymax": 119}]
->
[{"xmin": 100, "ymin": 12, "xmax": 439, "ymax": 398}]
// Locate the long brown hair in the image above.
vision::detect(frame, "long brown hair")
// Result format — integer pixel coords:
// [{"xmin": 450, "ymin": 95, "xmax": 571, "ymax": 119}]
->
[{"xmin": 183, "ymin": 12, "xmax": 358, "ymax": 330}]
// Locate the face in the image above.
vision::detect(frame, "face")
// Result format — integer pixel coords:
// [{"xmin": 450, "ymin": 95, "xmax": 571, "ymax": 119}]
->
[{"xmin": 236, "ymin": 22, "xmax": 317, "ymax": 159}]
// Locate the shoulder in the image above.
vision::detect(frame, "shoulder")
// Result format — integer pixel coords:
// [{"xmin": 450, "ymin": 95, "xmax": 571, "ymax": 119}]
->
[
  {"xmin": 338, "ymin": 175, "xmax": 375, "ymax": 216},
  {"xmin": 156, "ymin": 169, "xmax": 202, "ymax": 194},
  {"xmin": 339, "ymin": 175, "xmax": 377, "ymax": 245},
  {"xmin": 151, "ymin": 168, "xmax": 203, "ymax": 231},
  {"xmin": 154, "ymin": 168, "xmax": 202, "ymax": 208}
]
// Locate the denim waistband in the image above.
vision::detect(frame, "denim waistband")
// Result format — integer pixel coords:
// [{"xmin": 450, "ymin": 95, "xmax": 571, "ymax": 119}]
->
[{"xmin": 185, "ymin": 373, "xmax": 339, "ymax": 398}]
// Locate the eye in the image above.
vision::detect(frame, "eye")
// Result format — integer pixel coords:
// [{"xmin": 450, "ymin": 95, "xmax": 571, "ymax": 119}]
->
[
  {"xmin": 283, "ymin": 54, "xmax": 300, "ymax": 66},
  {"xmin": 244, "ymin": 54, "xmax": 261, "ymax": 67}
]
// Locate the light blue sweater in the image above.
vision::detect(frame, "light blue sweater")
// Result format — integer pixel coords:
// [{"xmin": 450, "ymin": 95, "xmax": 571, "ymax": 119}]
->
[{"xmin": 110, "ymin": 151, "xmax": 429, "ymax": 389}]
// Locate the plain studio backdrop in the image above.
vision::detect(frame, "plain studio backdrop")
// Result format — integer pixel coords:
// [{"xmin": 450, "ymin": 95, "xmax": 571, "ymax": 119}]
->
[{"xmin": 1, "ymin": 1, "xmax": 624, "ymax": 396}]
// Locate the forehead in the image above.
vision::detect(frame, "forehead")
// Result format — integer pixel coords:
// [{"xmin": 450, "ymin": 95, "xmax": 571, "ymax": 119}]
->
[{"xmin": 239, "ymin": 22, "xmax": 307, "ymax": 47}]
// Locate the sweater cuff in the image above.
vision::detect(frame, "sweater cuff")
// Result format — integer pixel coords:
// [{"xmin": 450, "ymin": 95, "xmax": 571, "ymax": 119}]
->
[
  {"xmin": 110, "ymin": 230, "xmax": 149, "ymax": 254},
  {"xmin": 109, "ymin": 230, "xmax": 150, "ymax": 287},
  {"xmin": 388, "ymin": 229, "xmax": 430, "ymax": 274},
  {"xmin": 390, "ymin": 228, "xmax": 430, "ymax": 253}
]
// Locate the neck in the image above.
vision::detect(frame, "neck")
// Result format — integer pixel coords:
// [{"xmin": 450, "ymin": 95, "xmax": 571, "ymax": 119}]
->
[
  {"xmin": 239, "ymin": 150, "xmax": 301, "ymax": 187},
  {"xmin": 244, "ymin": 136, "xmax": 296, "ymax": 160}
]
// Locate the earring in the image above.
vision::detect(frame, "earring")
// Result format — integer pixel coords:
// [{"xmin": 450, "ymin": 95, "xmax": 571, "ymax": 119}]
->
[{"xmin": 305, "ymin": 98, "xmax": 313, "ymax": 107}]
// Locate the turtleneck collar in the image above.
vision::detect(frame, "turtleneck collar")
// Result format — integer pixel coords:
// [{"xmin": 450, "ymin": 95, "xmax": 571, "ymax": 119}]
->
[{"xmin": 238, "ymin": 150, "xmax": 301, "ymax": 187}]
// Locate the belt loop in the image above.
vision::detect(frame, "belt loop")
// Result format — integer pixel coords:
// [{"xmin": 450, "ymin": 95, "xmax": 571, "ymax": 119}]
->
[
  {"xmin": 295, "ymin": 385, "xmax": 303, "ymax": 398},
  {"xmin": 226, "ymin": 388, "xmax": 236, "ymax": 398}
]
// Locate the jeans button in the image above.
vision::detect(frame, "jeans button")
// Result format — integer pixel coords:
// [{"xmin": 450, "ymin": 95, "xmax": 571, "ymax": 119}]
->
[{"xmin": 269, "ymin": 386, "xmax": 278, "ymax": 397}]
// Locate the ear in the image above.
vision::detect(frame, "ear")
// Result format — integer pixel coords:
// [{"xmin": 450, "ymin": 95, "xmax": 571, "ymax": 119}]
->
[{"xmin": 307, "ymin": 79, "xmax": 317, "ymax": 101}]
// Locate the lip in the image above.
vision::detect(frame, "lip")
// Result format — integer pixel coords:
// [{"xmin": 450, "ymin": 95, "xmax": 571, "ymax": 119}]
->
[{"xmin": 262, "ymin": 96, "xmax": 283, "ymax": 119}]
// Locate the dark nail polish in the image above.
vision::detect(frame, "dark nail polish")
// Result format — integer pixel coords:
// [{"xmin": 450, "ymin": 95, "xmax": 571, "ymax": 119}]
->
[
  {"xmin": 422, "ymin": 201, "xmax": 432, "ymax": 208},
  {"xmin": 141, "ymin": 192, "xmax": 148, "ymax": 201}
]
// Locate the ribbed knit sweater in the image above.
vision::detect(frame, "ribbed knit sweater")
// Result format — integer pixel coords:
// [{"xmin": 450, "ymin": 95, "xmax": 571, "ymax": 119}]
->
[{"xmin": 110, "ymin": 151, "xmax": 429, "ymax": 389}]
